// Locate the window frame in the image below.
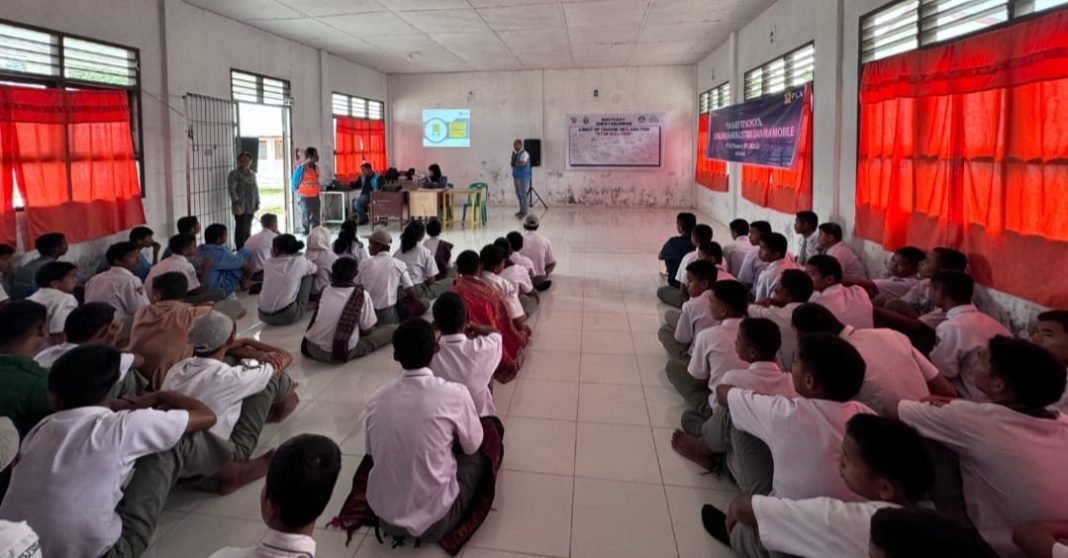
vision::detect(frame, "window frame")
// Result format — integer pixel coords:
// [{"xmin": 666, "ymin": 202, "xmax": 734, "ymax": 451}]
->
[
  {"xmin": 331, "ymin": 91, "xmax": 385, "ymax": 120},
  {"xmin": 744, "ymin": 43, "xmax": 815, "ymax": 101},
  {"xmin": 700, "ymin": 82, "xmax": 731, "ymax": 114},
  {"xmin": 231, "ymin": 69, "xmax": 291, "ymax": 107}
]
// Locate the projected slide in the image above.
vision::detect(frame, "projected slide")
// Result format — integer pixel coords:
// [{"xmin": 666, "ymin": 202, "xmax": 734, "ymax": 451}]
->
[{"xmin": 423, "ymin": 109, "xmax": 470, "ymax": 147}]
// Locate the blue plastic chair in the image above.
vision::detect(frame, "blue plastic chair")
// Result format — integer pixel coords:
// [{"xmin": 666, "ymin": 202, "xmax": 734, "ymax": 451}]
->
[{"xmin": 461, "ymin": 182, "xmax": 489, "ymax": 227}]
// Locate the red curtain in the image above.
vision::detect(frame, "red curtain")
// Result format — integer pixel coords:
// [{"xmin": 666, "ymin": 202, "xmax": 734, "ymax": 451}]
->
[
  {"xmin": 740, "ymin": 85, "xmax": 813, "ymax": 213},
  {"xmin": 856, "ymin": 9, "xmax": 1068, "ymax": 308},
  {"xmin": 0, "ymin": 86, "xmax": 144, "ymax": 245},
  {"xmin": 695, "ymin": 113, "xmax": 728, "ymax": 192},
  {"xmin": 335, "ymin": 116, "xmax": 387, "ymax": 182}
]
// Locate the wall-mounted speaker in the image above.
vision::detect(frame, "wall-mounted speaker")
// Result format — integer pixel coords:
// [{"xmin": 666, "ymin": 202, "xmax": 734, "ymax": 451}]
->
[{"xmin": 523, "ymin": 138, "xmax": 541, "ymax": 167}]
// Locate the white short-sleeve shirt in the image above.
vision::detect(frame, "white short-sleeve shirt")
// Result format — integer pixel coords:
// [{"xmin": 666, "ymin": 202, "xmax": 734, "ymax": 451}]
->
[
  {"xmin": 520, "ymin": 231, "xmax": 555, "ymax": 277},
  {"xmin": 0, "ymin": 406, "xmax": 188, "ymax": 558},
  {"xmin": 738, "ymin": 248, "xmax": 769, "ymax": 285},
  {"xmin": 510, "ymin": 252, "xmax": 535, "ymax": 274},
  {"xmin": 747, "ymin": 302, "xmax": 802, "ymax": 372},
  {"xmin": 304, "ymin": 285, "xmax": 377, "ymax": 354},
  {"xmin": 675, "ymin": 290, "xmax": 717, "ymax": 345},
  {"xmin": 825, "ymin": 241, "xmax": 868, "ymax": 278},
  {"xmin": 715, "ymin": 361, "xmax": 796, "ymax": 408},
  {"xmin": 242, "ymin": 229, "xmax": 278, "ymax": 272},
  {"xmin": 394, "ymin": 244, "xmax": 439, "ymax": 285},
  {"xmin": 810, "ymin": 284, "xmax": 875, "ymax": 329},
  {"xmin": 27, "ymin": 287, "xmax": 78, "ymax": 335},
  {"xmin": 357, "ymin": 252, "xmax": 414, "ymax": 309},
  {"xmin": 675, "ymin": 250, "xmax": 698, "ymax": 284},
  {"xmin": 727, "ymin": 389, "xmax": 874, "ymax": 500},
  {"xmin": 501, "ymin": 263, "xmax": 534, "ymax": 294},
  {"xmin": 839, "ymin": 325, "xmax": 940, "ymax": 413},
  {"xmin": 209, "ymin": 529, "xmax": 316, "ymax": 558},
  {"xmin": 84, "ymin": 266, "xmax": 150, "ymax": 321},
  {"xmin": 35, "ymin": 342, "xmax": 135, "ymax": 383},
  {"xmin": 431, "ymin": 332, "xmax": 504, "ymax": 416},
  {"xmin": 754, "ymin": 256, "xmax": 801, "ymax": 302},
  {"xmin": 161, "ymin": 357, "xmax": 274, "ymax": 440},
  {"xmin": 145, "ymin": 254, "xmax": 199, "ymax": 299},
  {"xmin": 929, "ymin": 304, "xmax": 1011, "ymax": 399},
  {"xmin": 258, "ymin": 255, "xmax": 318, "ymax": 314},
  {"xmin": 753, "ymin": 496, "xmax": 897, "ymax": 557},
  {"xmin": 0, "ymin": 520, "xmax": 41, "ymax": 558},
  {"xmin": 873, "ymin": 275, "xmax": 920, "ymax": 299},
  {"xmin": 723, "ymin": 237, "xmax": 756, "ymax": 278},
  {"xmin": 687, "ymin": 317, "xmax": 747, "ymax": 391},
  {"xmin": 482, "ymin": 271, "xmax": 524, "ymax": 319},
  {"xmin": 305, "ymin": 249, "xmax": 339, "ymax": 296}
]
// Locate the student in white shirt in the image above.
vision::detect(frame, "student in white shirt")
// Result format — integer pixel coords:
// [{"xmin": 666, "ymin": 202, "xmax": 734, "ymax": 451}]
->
[
  {"xmin": 722, "ymin": 219, "xmax": 756, "ymax": 278},
  {"xmin": 791, "ymin": 302, "xmax": 956, "ymax": 413},
  {"xmin": 395, "ymin": 220, "xmax": 446, "ymax": 303},
  {"xmin": 887, "ymin": 336, "xmax": 1068, "ymax": 557},
  {"xmin": 357, "ymin": 229, "xmax": 417, "ymax": 325},
  {"xmin": 506, "ymin": 231, "xmax": 535, "ymax": 277},
  {"xmin": 209, "ymin": 434, "xmax": 341, "ymax": 558},
  {"xmin": 366, "ymin": 319, "xmax": 490, "ymax": 543},
  {"xmin": 85, "ymin": 241, "xmax": 150, "ymax": 323},
  {"xmin": 495, "ymin": 237, "xmax": 539, "ymax": 318},
  {"xmin": 873, "ymin": 507, "xmax": 1000, "ymax": 558},
  {"xmin": 304, "ymin": 226, "xmax": 338, "ymax": 299},
  {"xmin": 737, "ymin": 221, "xmax": 772, "ymax": 287},
  {"xmin": 876, "ymin": 247, "xmax": 970, "ymax": 355},
  {"xmin": 258, "ymin": 234, "xmax": 318, "ymax": 326},
  {"xmin": 845, "ymin": 245, "xmax": 925, "ymax": 301},
  {"xmin": 1014, "ymin": 521, "xmax": 1068, "ymax": 558},
  {"xmin": 332, "ymin": 219, "xmax": 369, "ymax": 265},
  {"xmin": 703, "ymin": 414, "xmax": 935, "ymax": 557},
  {"xmin": 162, "ymin": 310, "xmax": 297, "ymax": 494},
  {"xmin": 928, "ymin": 271, "xmax": 1010, "ymax": 399},
  {"xmin": 807, "ymin": 254, "xmax": 875, "ymax": 329},
  {"xmin": 667, "ymin": 280, "xmax": 748, "ymax": 434},
  {"xmin": 748, "ymin": 269, "xmax": 813, "ymax": 371},
  {"xmin": 243, "ymin": 213, "xmax": 280, "ymax": 273},
  {"xmin": 753, "ymin": 232, "xmax": 801, "ymax": 302},
  {"xmin": 480, "ymin": 244, "xmax": 528, "ymax": 330},
  {"xmin": 302, "ymin": 257, "xmax": 394, "ymax": 363},
  {"xmin": 519, "ymin": 214, "xmax": 555, "ymax": 290},
  {"xmin": 26, "ymin": 261, "xmax": 79, "ymax": 346},
  {"xmin": 431, "ymin": 293, "xmax": 504, "ymax": 417},
  {"xmin": 793, "ymin": 210, "xmax": 821, "ymax": 265},
  {"xmin": 817, "ymin": 222, "xmax": 867, "ymax": 278},
  {"xmin": 1030, "ymin": 310, "xmax": 1068, "ymax": 414},
  {"xmin": 701, "ymin": 241, "xmax": 737, "ymax": 281},
  {"xmin": 147, "ymin": 233, "xmax": 224, "ymax": 305},
  {"xmin": 428, "ymin": 219, "xmax": 456, "ymax": 281},
  {"xmin": 0, "ymin": 345, "xmax": 217, "ymax": 558},
  {"xmin": 0, "ymin": 244, "xmax": 15, "ymax": 304},
  {"xmin": 660, "ymin": 259, "xmax": 718, "ymax": 361},
  {"xmin": 662, "ymin": 225, "xmax": 715, "ymax": 308}
]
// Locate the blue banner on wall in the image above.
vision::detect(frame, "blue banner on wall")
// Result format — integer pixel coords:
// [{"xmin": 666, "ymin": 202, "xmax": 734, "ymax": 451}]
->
[{"xmin": 706, "ymin": 84, "xmax": 809, "ymax": 169}]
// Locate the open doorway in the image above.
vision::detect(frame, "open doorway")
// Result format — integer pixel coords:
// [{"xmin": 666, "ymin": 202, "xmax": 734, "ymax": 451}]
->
[{"xmin": 236, "ymin": 102, "xmax": 292, "ymax": 234}]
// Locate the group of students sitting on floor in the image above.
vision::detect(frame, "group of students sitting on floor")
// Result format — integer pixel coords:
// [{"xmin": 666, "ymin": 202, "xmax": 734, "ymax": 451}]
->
[
  {"xmin": 655, "ymin": 210, "xmax": 1068, "ymax": 558},
  {"xmin": 0, "ymin": 210, "xmax": 558, "ymax": 557}
]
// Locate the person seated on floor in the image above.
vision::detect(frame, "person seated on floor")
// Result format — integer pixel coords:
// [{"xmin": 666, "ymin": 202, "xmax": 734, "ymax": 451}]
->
[
  {"xmin": 1030, "ymin": 310, "xmax": 1068, "ymax": 413},
  {"xmin": 495, "ymin": 238, "xmax": 538, "ymax": 319},
  {"xmin": 357, "ymin": 229, "xmax": 417, "ymax": 325},
  {"xmin": 667, "ymin": 280, "xmax": 748, "ymax": 435},
  {"xmin": 34, "ymin": 302, "xmax": 146, "ymax": 399},
  {"xmin": 258, "ymin": 235, "xmax": 317, "ymax": 326},
  {"xmin": 161, "ymin": 215, "xmax": 202, "ymax": 259},
  {"xmin": 792, "ymin": 303, "xmax": 956, "ymax": 414},
  {"xmin": 506, "ymin": 231, "xmax": 534, "ymax": 276},
  {"xmin": 302, "ymin": 257, "xmax": 395, "ymax": 363},
  {"xmin": 698, "ymin": 241, "xmax": 736, "ymax": 281},
  {"xmin": 396, "ymin": 220, "xmax": 448, "ymax": 302},
  {"xmin": 1014, "ymin": 520, "xmax": 1068, "ymax": 558},
  {"xmin": 882, "ymin": 246, "xmax": 969, "ymax": 322},
  {"xmin": 27, "ymin": 262, "xmax": 79, "ymax": 346},
  {"xmin": 431, "ymin": 293, "xmax": 503, "ymax": 417},
  {"xmin": 198, "ymin": 223, "xmax": 254, "ymax": 297},
  {"xmin": 0, "ymin": 301, "xmax": 51, "ymax": 438},
  {"xmin": 874, "ymin": 507, "xmax": 1000, "ymax": 558},
  {"xmin": 12, "ymin": 233, "xmax": 67, "ymax": 299},
  {"xmin": 304, "ymin": 226, "xmax": 338, "ymax": 301},
  {"xmin": 817, "ymin": 222, "xmax": 867, "ymax": 278},
  {"xmin": 519, "ymin": 214, "xmax": 555, "ymax": 291},
  {"xmin": 793, "ymin": 210, "xmax": 820, "ymax": 265},
  {"xmin": 737, "ymin": 221, "xmax": 772, "ymax": 288},
  {"xmin": 747, "ymin": 269, "xmax": 813, "ymax": 371},
  {"xmin": 0, "ymin": 243, "xmax": 15, "ymax": 303},
  {"xmin": 161, "ymin": 310, "xmax": 298, "ymax": 494},
  {"xmin": 663, "ymin": 224, "xmax": 716, "ymax": 308},
  {"xmin": 659, "ymin": 212, "xmax": 698, "ymax": 292},
  {"xmin": 85, "ymin": 241, "xmax": 150, "ymax": 325},
  {"xmin": 844, "ymin": 246, "xmax": 926, "ymax": 301},
  {"xmin": 753, "ymin": 232, "xmax": 801, "ymax": 302},
  {"xmin": 806, "ymin": 254, "xmax": 875, "ymax": 329},
  {"xmin": 366, "ymin": 318, "xmax": 489, "ymax": 544},
  {"xmin": 479, "ymin": 244, "xmax": 529, "ymax": 334},
  {"xmin": 659, "ymin": 259, "xmax": 718, "ymax": 361},
  {"xmin": 0, "ymin": 418, "xmax": 39, "ymax": 556},
  {"xmin": 722, "ymin": 219, "xmax": 754, "ymax": 278},
  {"xmin": 451, "ymin": 250, "xmax": 529, "ymax": 380},
  {"xmin": 208, "ymin": 434, "xmax": 342, "ymax": 558},
  {"xmin": 703, "ymin": 414, "xmax": 935, "ymax": 557},
  {"xmin": 333, "ymin": 220, "xmax": 369, "ymax": 265},
  {"xmin": 128, "ymin": 226, "xmax": 161, "ymax": 282},
  {"xmin": 426, "ymin": 218, "xmax": 454, "ymax": 280},
  {"xmin": 147, "ymin": 233, "xmax": 224, "ymax": 305},
  {"xmin": 129, "ymin": 272, "xmax": 213, "ymax": 389},
  {"xmin": 927, "ymin": 270, "xmax": 1011, "ymax": 399},
  {"xmin": 244, "ymin": 213, "xmax": 280, "ymax": 275},
  {"xmin": 886, "ymin": 335, "xmax": 1068, "ymax": 557},
  {"xmin": 0, "ymin": 345, "xmax": 217, "ymax": 558}
]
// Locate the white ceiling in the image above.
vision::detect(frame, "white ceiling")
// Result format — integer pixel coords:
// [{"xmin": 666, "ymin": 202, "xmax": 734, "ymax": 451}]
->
[{"xmin": 183, "ymin": 0, "xmax": 774, "ymax": 73}]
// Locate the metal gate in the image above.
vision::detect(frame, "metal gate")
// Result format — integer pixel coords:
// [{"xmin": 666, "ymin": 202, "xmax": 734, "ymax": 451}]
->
[{"xmin": 184, "ymin": 93, "xmax": 237, "ymax": 238}]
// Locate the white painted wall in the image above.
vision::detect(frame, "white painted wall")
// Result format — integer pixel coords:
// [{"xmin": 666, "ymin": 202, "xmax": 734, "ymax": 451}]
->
[{"xmin": 389, "ymin": 66, "xmax": 696, "ymax": 207}]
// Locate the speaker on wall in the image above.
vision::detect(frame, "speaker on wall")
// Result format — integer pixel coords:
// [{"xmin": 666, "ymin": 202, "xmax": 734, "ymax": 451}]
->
[{"xmin": 523, "ymin": 138, "xmax": 541, "ymax": 167}]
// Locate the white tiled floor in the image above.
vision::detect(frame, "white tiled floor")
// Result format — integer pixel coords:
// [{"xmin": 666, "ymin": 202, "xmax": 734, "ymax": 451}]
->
[{"xmin": 147, "ymin": 207, "xmax": 737, "ymax": 558}]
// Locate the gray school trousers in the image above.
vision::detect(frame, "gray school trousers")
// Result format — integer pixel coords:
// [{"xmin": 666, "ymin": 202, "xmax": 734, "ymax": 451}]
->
[
  {"xmin": 378, "ymin": 450, "xmax": 491, "ymax": 543},
  {"xmin": 226, "ymin": 372, "xmax": 293, "ymax": 462},
  {"xmin": 259, "ymin": 276, "xmax": 313, "ymax": 326},
  {"xmin": 658, "ymin": 322, "xmax": 688, "ymax": 362},
  {"xmin": 657, "ymin": 285, "xmax": 686, "ymax": 308},
  {"xmin": 303, "ymin": 325, "xmax": 397, "ymax": 363},
  {"xmin": 519, "ymin": 291, "xmax": 540, "ymax": 318},
  {"xmin": 666, "ymin": 358, "xmax": 711, "ymax": 435},
  {"xmin": 375, "ymin": 305, "xmax": 400, "ymax": 325}
]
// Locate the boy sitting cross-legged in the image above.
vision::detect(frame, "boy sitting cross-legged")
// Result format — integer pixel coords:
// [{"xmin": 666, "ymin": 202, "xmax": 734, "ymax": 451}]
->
[
  {"xmin": 27, "ymin": 261, "xmax": 79, "ymax": 346},
  {"xmin": 753, "ymin": 232, "xmax": 801, "ymax": 303},
  {"xmin": 0, "ymin": 301, "xmax": 51, "ymax": 438},
  {"xmin": 302, "ymin": 257, "xmax": 395, "ymax": 363},
  {"xmin": 431, "ymin": 293, "xmax": 504, "ymax": 417},
  {"xmin": 722, "ymin": 219, "xmax": 754, "ymax": 278},
  {"xmin": 806, "ymin": 254, "xmax": 874, "ymax": 329},
  {"xmin": 659, "ymin": 259, "xmax": 719, "ymax": 361},
  {"xmin": 747, "ymin": 269, "xmax": 813, "ymax": 371},
  {"xmin": 1030, "ymin": 310, "xmax": 1068, "ymax": 413},
  {"xmin": 845, "ymin": 246, "xmax": 926, "ymax": 301}
]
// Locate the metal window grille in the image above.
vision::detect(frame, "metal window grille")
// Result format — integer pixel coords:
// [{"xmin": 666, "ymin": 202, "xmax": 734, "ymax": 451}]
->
[
  {"xmin": 745, "ymin": 43, "xmax": 814, "ymax": 100},
  {"xmin": 231, "ymin": 70, "xmax": 291, "ymax": 106}
]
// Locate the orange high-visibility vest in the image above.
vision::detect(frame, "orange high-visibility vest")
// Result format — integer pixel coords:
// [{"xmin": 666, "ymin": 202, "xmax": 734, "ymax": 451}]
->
[{"xmin": 296, "ymin": 164, "xmax": 320, "ymax": 197}]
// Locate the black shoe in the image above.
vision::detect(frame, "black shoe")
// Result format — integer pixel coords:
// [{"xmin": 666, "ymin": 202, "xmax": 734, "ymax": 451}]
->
[
  {"xmin": 534, "ymin": 280, "xmax": 552, "ymax": 292},
  {"xmin": 701, "ymin": 504, "xmax": 731, "ymax": 547}
]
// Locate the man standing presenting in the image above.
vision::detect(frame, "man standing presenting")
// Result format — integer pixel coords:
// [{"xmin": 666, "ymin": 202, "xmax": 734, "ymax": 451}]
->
[
  {"xmin": 511, "ymin": 139, "xmax": 531, "ymax": 219},
  {"xmin": 228, "ymin": 152, "xmax": 260, "ymax": 249},
  {"xmin": 291, "ymin": 147, "xmax": 321, "ymax": 236}
]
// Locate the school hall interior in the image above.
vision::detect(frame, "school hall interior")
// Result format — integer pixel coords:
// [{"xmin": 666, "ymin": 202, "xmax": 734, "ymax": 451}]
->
[{"xmin": 2, "ymin": 0, "xmax": 1068, "ymax": 557}]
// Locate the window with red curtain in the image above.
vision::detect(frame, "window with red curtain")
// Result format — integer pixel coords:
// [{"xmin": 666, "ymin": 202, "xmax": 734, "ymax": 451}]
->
[
  {"xmin": 740, "ymin": 85, "xmax": 813, "ymax": 213},
  {"xmin": 856, "ymin": 9, "xmax": 1068, "ymax": 308},
  {"xmin": 695, "ymin": 113, "xmax": 728, "ymax": 192},
  {"xmin": 335, "ymin": 116, "xmax": 387, "ymax": 182},
  {"xmin": 0, "ymin": 85, "xmax": 144, "ymax": 245}
]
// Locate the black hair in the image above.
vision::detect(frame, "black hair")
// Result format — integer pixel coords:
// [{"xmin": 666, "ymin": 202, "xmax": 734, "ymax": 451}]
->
[
  {"xmin": 400, "ymin": 220, "xmax": 426, "ymax": 253},
  {"xmin": 106, "ymin": 241, "xmax": 139, "ymax": 265},
  {"xmin": 129, "ymin": 226, "xmax": 154, "ymax": 243},
  {"xmin": 272, "ymin": 234, "xmax": 304, "ymax": 255},
  {"xmin": 988, "ymin": 335, "xmax": 1067, "ymax": 408},
  {"xmin": 35, "ymin": 233, "xmax": 66, "ymax": 257},
  {"xmin": 761, "ymin": 232, "xmax": 788, "ymax": 257},
  {"xmin": 870, "ymin": 507, "xmax": 999, "ymax": 558},
  {"xmin": 795, "ymin": 211, "xmax": 818, "ymax": 229},
  {"xmin": 506, "ymin": 231, "xmax": 524, "ymax": 252},
  {"xmin": 260, "ymin": 213, "xmax": 278, "ymax": 228},
  {"xmin": 895, "ymin": 246, "xmax": 926, "ymax": 267},
  {"xmin": 685, "ymin": 259, "xmax": 718, "ymax": 286},
  {"xmin": 304, "ymin": 146, "xmax": 319, "ymax": 159},
  {"xmin": 931, "ymin": 270, "xmax": 974, "ymax": 303},
  {"xmin": 455, "ymin": 250, "xmax": 481, "ymax": 275},
  {"xmin": 806, "ymin": 254, "xmax": 844, "ymax": 283},
  {"xmin": 796, "ymin": 333, "xmax": 866, "ymax": 401},
  {"xmin": 204, "ymin": 223, "xmax": 228, "ymax": 244},
  {"xmin": 393, "ymin": 318, "xmax": 436, "ymax": 369},
  {"xmin": 360, "ymin": 161, "xmax": 372, "ymax": 170},
  {"xmin": 779, "ymin": 269, "xmax": 814, "ymax": 302},
  {"xmin": 749, "ymin": 220, "xmax": 772, "ymax": 238},
  {"xmin": 428, "ymin": 163, "xmax": 442, "ymax": 180},
  {"xmin": 480, "ymin": 244, "xmax": 506, "ymax": 271},
  {"xmin": 739, "ymin": 317, "xmax": 782, "ymax": 361},
  {"xmin": 692, "ymin": 224, "xmax": 714, "ymax": 245},
  {"xmin": 168, "ymin": 234, "xmax": 197, "ymax": 255},
  {"xmin": 333, "ymin": 220, "xmax": 360, "ymax": 256},
  {"xmin": 698, "ymin": 241, "xmax": 723, "ymax": 265},
  {"xmin": 152, "ymin": 272, "xmax": 189, "ymax": 300},
  {"xmin": 846, "ymin": 414, "xmax": 933, "ymax": 502},
  {"xmin": 0, "ymin": 244, "xmax": 13, "ymax": 257},
  {"xmin": 676, "ymin": 212, "xmax": 697, "ymax": 234},
  {"xmin": 729, "ymin": 219, "xmax": 749, "ymax": 236},
  {"xmin": 791, "ymin": 302, "xmax": 846, "ymax": 335},
  {"xmin": 49, "ymin": 345, "xmax": 121, "ymax": 408},
  {"xmin": 65, "ymin": 302, "xmax": 116, "ymax": 343},
  {"xmin": 176, "ymin": 216, "xmax": 199, "ymax": 235},
  {"xmin": 265, "ymin": 434, "xmax": 342, "ymax": 531},
  {"xmin": 426, "ymin": 218, "xmax": 443, "ymax": 237},
  {"xmin": 237, "ymin": 151, "xmax": 252, "ymax": 161},
  {"xmin": 711, "ymin": 280, "xmax": 749, "ymax": 315},
  {"xmin": 331, "ymin": 257, "xmax": 358, "ymax": 282},
  {"xmin": 432, "ymin": 292, "xmax": 467, "ymax": 335},
  {"xmin": 818, "ymin": 222, "xmax": 844, "ymax": 241},
  {"xmin": 931, "ymin": 247, "xmax": 968, "ymax": 272},
  {"xmin": 0, "ymin": 300, "xmax": 46, "ymax": 346},
  {"xmin": 35, "ymin": 261, "xmax": 77, "ymax": 288},
  {"xmin": 493, "ymin": 237, "xmax": 512, "ymax": 257},
  {"xmin": 1037, "ymin": 310, "xmax": 1068, "ymax": 334}
]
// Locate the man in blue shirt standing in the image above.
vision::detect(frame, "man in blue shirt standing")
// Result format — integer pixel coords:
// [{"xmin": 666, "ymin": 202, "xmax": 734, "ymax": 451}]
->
[{"xmin": 511, "ymin": 139, "xmax": 531, "ymax": 218}]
